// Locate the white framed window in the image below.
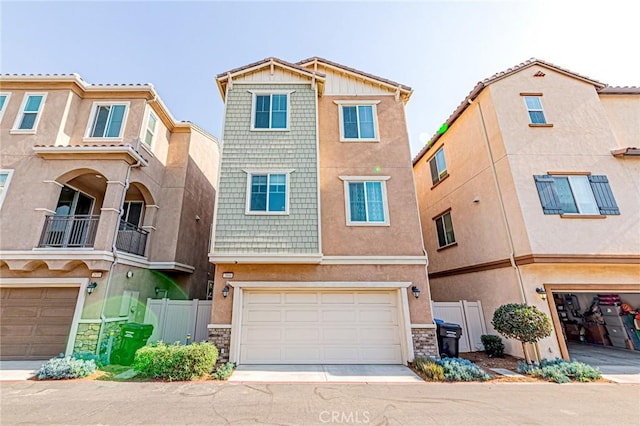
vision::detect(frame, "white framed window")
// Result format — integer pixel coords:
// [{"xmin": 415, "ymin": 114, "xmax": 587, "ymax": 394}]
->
[
  {"xmin": 244, "ymin": 170, "xmax": 293, "ymax": 215},
  {"xmin": 335, "ymin": 100, "xmax": 380, "ymax": 142},
  {"xmin": 429, "ymin": 147, "xmax": 448, "ymax": 185},
  {"xmin": 0, "ymin": 169, "xmax": 15, "ymax": 210},
  {"xmin": 144, "ymin": 112, "xmax": 158, "ymax": 147},
  {"xmin": 534, "ymin": 174, "xmax": 615, "ymax": 216},
  {"xmin": 0, "ymin": 92, "xmax": 11, "ymax": 124},
  {"xmin": 11, "ymin": 92, "xmax": 47, "ymax": 133},
  {"xmin": 340, "ymin": 176, "xmax": 390, "ymax": 226},
  {"xmin": 121, "ymin": 201, "xmax": 144, "ymax": 227},
  {"xmin": 434, "ymin": 210, "xmax": 456, "ymax": 248},
  {"xmin": 250, "ymin": 91, "xmax": 291, "ymax": 131},
  {"xmin": 84, "ymin": 101, "xmax": 129, "ymax": 140},
  {"xmin": 523, "ymin": 96, "xmax": 547, "ymax": 124}
]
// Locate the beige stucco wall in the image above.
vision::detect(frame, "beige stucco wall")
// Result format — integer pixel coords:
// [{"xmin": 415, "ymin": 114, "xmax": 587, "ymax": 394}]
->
[{"xmin": 599, "ymin": 94, "xmax": 640, "ymax": 149}]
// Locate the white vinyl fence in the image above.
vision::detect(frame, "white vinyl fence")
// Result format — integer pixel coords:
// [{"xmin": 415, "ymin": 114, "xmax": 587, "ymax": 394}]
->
[
  {"xmin": 432, "ymin": 300, "xmax": 487, "ymax": 353},
  {"xmin": 143, "ymin": 298, "xmax": 212, "ymax": 345}
]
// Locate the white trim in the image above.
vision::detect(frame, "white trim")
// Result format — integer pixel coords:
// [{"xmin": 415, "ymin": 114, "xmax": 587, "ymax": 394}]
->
[
  {"xmin": 11, "ymin": 92, "xmax": 47, "ymax": 133},
  {"xmin": 100, "ymin": 207, "xmax": 120, "ymax": 213},
  {"xmin": 33, "ymin": 146, "xmax": 147, "ymax": 166},
  {"xmin": 434, "ymin": 210, "xmax": 456, "ymax": 248},
  {"xmin": 208, "ymin": 324, "xmax": 232, "ymax": 329},
  {"xmin": 0, "ymin": 169, "xmax": 15, "ymax": 210},
  {"xmin": 249, "ymin": 91, "xmax": 292, "ymax": 131},
  {"xmin": 314, "ymin": 83, "xmax": 323, "ymax": 255},
  {"xmin": 411, "ymin": 324, "xmax": 437, "ymax": 329},
  {"xmin": 209, "ymin": 254, "xmax": 323, "ymax": 264},
  {"xmin": 321, "ymin": 256, "xmax": 427, "ymax": 265},
  {"xmin": 83, "ymin": 101, "xmax": 130, "ymax": 141},
  {"xmin": 334, "ymin": 100, "xmax": 380, "ymax": 142},
  {"xmin": 229, "ymin": 285, "xmax": 243, "ymax": 363},
  {"xmin": 0, "ymin": 92, "xmax": 11, "ymax": 124},
  {"xmin": 0, "ymin": 277, "xmax": 88, "ymax": 357},
  {"xmin": 1, "ymin": 249, "xmax": 114, "ymax": 261},
  {"xmin": 341, "ymin": 177, "xmax": 391, "ymax": 227},
  {"xmin": 113, "ymin": 251, "xmax": 195, "ymax": 272},
  {"xmin": 228, "ymin": 281, "xmax": 412, "ymax": 289},
  {"xmin": 34, "ymin": 207, "xmax": 56, "ymax": 214},
  {"xmin": 400, "ymin": 288, "xmax": 414, "ymax": 362},
  {"xmin": 43, "ymin": 179, "xmax": 64, "ymax": 187},
  {"xmin": 149, "ymin": 261, "xmax": 195, "ymax": 273},
  {"xmin": 142, "ymin": 108, "xmax": 158, "ymax": 150},
  {"xmin": 106, "ymin": 180, "xmax": 126, "ymax": 187},
  {"xmin": 243, "ymin": 170, "xmax": 293, "ymax": 215}
]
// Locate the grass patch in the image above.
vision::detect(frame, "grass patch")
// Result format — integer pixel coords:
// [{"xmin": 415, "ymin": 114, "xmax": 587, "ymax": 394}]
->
[{"xmin": 97, "ymin": 364, "xmax": 138, "ymax": 381}]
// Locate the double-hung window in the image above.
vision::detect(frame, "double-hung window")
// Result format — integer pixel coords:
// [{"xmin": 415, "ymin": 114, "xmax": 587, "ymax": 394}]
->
[
  {"xmin": 0, "ymin": 93, "xmax": 10, "ymax": 123},
  {"xmin": 434, "ymin": 210, "xmax": 456, "ymax": 248},
  {"xmin": 0, "ymin": 169, "xmax": 15, "ymax": 210},
  {"xmin": 144, "ymin": 112, "xmax": 158, "ymax": 147},
  {"xmin": 246, "ymin": 171, "xmax": 291, "ymax": 214},
  {"xmin": 341, "ymin": 176, "xmax": 390, "ymax": 226},
  {"xmin": 251, "ymin": 92, "xmax": 290, "ymax": 130},
  {"xmin": 121, "ymin": 201, "xmax": 144, "ymax": 227},
  {"xmin": 336, "ymin": 100, "xmax": 379, "ymax": 141},
  {"xmin": 12, "ymin": 93, "xmax": 46, "ymax": 132},
  {"xmin": 429, "ymin": 147, "xmax": 448, "ymax": 185},
  {"xmin": 85, "ymin": 102, "xmax": 129, "ymax": 139},
  {"xmin": 534, "ymin": 174, "xmax": 620, "ymax": 216},
  {"xmin": 523, "ymin": 95, "xmax": 547, "ymax": 124}
]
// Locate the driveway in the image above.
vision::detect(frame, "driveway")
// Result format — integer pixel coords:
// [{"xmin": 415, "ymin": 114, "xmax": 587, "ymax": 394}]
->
[
  {"xmin": 0, "ymin": 360, "xmax": 45, "ymax": 381},
  {"xmin": 568, "ymin": 343, "xmax": 640, "ymax": 384},
  {"xmin": 229, "ymin": 364, "xmax": 423, "ymax": 383}
]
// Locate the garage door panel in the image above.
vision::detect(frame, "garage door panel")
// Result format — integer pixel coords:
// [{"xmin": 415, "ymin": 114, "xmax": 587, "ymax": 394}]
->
[
  {"xmin": 34, "ymin": 325, "xmax": 73, "ymax": 337},
  {"xmin": 323, "ymin": 327, "xmax": 358, "ymax": 342},
  {"xmin": 2, "ymin": 307, "xmax": 40, "ymax": 318},
  {"xmin": 321, "ymin": 293, "xmax": 355, "ymax": 304},
  {"xmin": 45, "ymin": 288, "xmax": 79, "ymax": 299},
  {"xmin": 247, "ymin": 293, "xmax": 282, "ymax": 304},
  {"xmin": 322, "ymin": 310, "xmax": 356, "ymax": 322},
  {"xmin": 359, "ymin": 309, "xmax": 397, "ymax": 323},
  {"xmin": 285, "ymin": 310, "xmax": 318, "ymax": 322},
  {"xmin": 360, "ymin": 327, "xmax": 400, "ymax": 343},
  {"xmin": 243, "ymin": 327, "xmax": 281, "ymax": 342},
  {"xmin": 40, "ymin": 307, "xmax": 76, "ymax": 318},
  {"xmin": 357, "ymin": 292, "xmax": 396, "ymax": 305},
  {"xmin": 360, "ymin": 346, "xmax": 402, "ymax": 363},
  {"xmin": 1, "ymin": 325, "xmax": 35, "ymax": 335},
  {"xmin": 241, "ymin": 346, "xmax": 281, "ymax": 363},
  {"xmin": 284, "ymin": 328, "xmax": 320, "ymax": 341},
  {"xmin": 246, "ymin": 310, "xmax": 281, "ymax": 322},
  {"xmin": 285, "ymin": 293, "xmax": 318, "ymax": 304},
  {"xmin": 3, "ymin": 288, "xmax": 45, "ymax": 299},
  {"xmin": 284, "ymin": 347, "xmax": 321, "ymax": 362},
  {"xmin": 324, "ymin": 347, "xmax": 359, "ymax": 362}
]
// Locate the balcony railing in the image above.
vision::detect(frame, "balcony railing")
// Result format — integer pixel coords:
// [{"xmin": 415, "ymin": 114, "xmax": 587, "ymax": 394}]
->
[
  {"xmin": 39, "ymin": 215, "xmax": 100, "ymax": 248},
  {"xmin": 116, "ymin": 221, "xmax": 148, "ymax": 257}
]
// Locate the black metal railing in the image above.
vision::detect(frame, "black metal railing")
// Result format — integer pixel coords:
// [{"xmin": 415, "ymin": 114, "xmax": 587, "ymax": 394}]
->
[
  {"xmin": 116, "ymin": 220, "xmax": 148, "ymax": 257},
  {"xmin": 38, "ymin": 215, "xmax": 100, "ymax": 248}
]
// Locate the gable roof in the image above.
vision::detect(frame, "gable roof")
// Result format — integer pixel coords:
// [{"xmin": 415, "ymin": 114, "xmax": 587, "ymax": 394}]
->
[
  {"xmin": 412, "ymin": 58, "xmax": 613, "ymax": 165},
  {"xmin": 215, "ymin": 57, "xmax": 326, "ymax": 101}
]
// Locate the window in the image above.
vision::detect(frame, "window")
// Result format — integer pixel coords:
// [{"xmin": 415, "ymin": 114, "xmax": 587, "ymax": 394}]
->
[
  {"xmin": 523, "ymin": 96, "xmax": 547, "ymax": 124},
  {"xmin": 534, "ymin": 174, "xmax": 620, "ymax": 216},
  {"xmin": 434, "ymin": 211, "xmax": 456, "ymax": 248},
  {"xmin": 0, "ymin": 169, "xmax": 15, "ymax": 210},
  {"xmin": 336, "ymin": 101, "xmax": 379, "ymax": 141},
  {"xmin": 121, "ymin": 201, "xmax": 144, "ymax": 227},
  {"xmin": 85, "ymin": 102, "xmax": 129, "ymax": 139},
  {"xmin": 12, "ymin": 93, "xmax": 46, "ymax": 132},
  {"xmin": 144, "ymin": 112, "xmax": 158, "ymax": 146},
  {"xmin": 251, "ymin": 92, "xmax": 289, "ymax": 130},
  {"xmin": 341, "ymin": 176, "xmax": 390, "ymax": 226},
  {"xmin": 246, "ymin": 172, "xmax": 290, "ymax": 214},
  {"xmin": 429, "ymin": 147, "xmax": 448, "ymax": 185},
  {"xmin": 0, "ymin": 93, "xmax": 10, "ymax": 123}
]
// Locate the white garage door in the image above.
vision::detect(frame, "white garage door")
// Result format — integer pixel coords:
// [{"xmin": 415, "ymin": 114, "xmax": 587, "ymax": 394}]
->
[{"xmin": 240, "ymin": 290, "xmax": 403, "ymax": 364}]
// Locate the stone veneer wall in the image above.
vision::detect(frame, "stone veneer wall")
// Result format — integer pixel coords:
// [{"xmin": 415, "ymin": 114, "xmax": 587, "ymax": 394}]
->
[
  {"xmin": 73, "ymin": 320, "xmax": 128, "ymax": 355},
  {"xmin": 412, "ymin": 328, "xmax": 438, "ymax": 358},
  {"xmin": 208, "ymin": 327, "xmax": 231, "ymax": 364}
]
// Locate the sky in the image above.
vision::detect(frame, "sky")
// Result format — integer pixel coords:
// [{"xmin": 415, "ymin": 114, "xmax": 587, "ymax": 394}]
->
[{"xmin": 2, "ymin": 0, "xmax": 639, "ymax": 157}]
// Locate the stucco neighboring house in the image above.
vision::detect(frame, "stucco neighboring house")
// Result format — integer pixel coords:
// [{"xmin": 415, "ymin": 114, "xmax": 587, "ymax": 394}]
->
[
  {"xmin": 0, "ymin": 74, "xmax": 219, "ymax": 360},
  {"xmin": 413, "ymin": 59, "xmax": 640, "ymax": 360},
  {"xmin": 208, "ymin": 57, "xmax": 435, "ymax": 365}
]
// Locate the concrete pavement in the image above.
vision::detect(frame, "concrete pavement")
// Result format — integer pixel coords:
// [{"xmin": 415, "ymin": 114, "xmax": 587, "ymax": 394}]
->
[
  {"xmin": 229, "ymin": 364, "xmax": 423, "ymax": 383},
  {"xmin": 0, "ymin": 360, "xmax": 44, "ymax": 381},
  {"xmin": 1, "ymin": 381, "xmax": 638, "ymax": 425}
]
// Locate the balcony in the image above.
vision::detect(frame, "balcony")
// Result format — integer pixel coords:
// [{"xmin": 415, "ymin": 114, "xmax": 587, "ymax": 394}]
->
[
  {"xmin": 38, "ymin": 215, "xmax": 100, "ymax": 248},
  {"xmin": 116, "ymin": 220, "xmax": 148, "ymax": 257}
]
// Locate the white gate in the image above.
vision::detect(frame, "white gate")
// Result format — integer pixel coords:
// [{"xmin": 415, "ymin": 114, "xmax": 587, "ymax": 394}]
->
[
  {"xmin": 432, "ymin": 300, "xmax": 487, "ymax": 353},
  {"xmin": 143, "ymin": 299, "xmax": 212, "ymax": 345}
]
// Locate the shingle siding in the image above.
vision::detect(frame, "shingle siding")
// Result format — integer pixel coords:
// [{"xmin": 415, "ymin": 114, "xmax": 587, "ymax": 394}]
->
[{"xmin": 214, "ymin": 83, "xmax": 319, "ymax": 254}]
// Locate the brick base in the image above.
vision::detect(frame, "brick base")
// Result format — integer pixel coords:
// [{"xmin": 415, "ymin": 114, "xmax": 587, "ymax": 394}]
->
[
  {"xmin": 208, "ymin": 327, "xmax": 231, "ymax": 364},
  {"xmin": 412, "ymin": 328, "xmax": 438, "ymax": 359}
]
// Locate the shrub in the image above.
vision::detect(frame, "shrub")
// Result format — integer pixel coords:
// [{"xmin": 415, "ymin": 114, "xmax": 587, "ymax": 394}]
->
[
  {"xmin": 413, "ymin": 357, "xmax": 445, "ymax": 381},
  {"xmin": 492, "ymin": 304, "xmax": 552, "ymax": 343},
  {"xmin": 37, "ymin": 357, "xmax": 96, "ymax": 380},
  {"xmin": 516, "ymin": 358, "xmax": 601, "ymax": 383},
  {"xmin": 480, "ymin": 335, "xmax": 505, "ymax": 358},
  {"xmin": 73, "ymin": 351, "xmax": 108, "ymax": 367},
  {"xmin": 133, "ymin": 342, "xmax": 218, "ymax": 381},
  {"xmin": 213, "ymin": 362, "xmax": 236, "ymax": 380},
  {"xmin": 437, "ymin": 357, "xmax": 490, "ymax": 382}
]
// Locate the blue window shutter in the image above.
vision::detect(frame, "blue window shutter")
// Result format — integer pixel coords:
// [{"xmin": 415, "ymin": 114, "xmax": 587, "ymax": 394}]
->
[
  {"xmin": 534, "ymin": 175, "xmax": 563, "ymax": 214},
  {"xmin": 588, "ymin": 175, "xmax": 620, "ymax": 215}
]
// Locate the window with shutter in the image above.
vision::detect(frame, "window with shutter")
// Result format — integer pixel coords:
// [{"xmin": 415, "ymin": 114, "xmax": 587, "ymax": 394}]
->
[{"xmin": 534, "ymin": 174, "xmax": 620, "ymax": 216}]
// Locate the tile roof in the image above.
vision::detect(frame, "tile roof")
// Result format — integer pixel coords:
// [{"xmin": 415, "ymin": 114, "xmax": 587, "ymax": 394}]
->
[
  {"xmin": 481, "ymin": 58, "xmax": 605, "ymax": 87},
  {"xmin": 599, "ymin": 86, "xmax": 640, "ymax": 94},
  {"xmin": 216, "ymin": 57, "xmax": 324, "ymax": 80},
  {"xmin": 0, "ymin": 73, "xmax": 153, "ymax": 88}
]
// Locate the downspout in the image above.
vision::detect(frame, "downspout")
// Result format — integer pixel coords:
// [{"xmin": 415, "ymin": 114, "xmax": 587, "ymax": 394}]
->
[{"xmin": 472, "ymin": 98, "xmax": 540, "ymax": 362}]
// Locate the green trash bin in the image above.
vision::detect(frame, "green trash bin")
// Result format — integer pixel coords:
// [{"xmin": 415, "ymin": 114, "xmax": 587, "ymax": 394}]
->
[{"xmin": 110, "ymin": 323, "xmax": 153, "ymax": 366}]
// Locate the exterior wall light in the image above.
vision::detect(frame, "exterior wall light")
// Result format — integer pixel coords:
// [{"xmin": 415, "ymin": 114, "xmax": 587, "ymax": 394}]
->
[
  {"xmin": 87, "ymin": 282, "xmax": 98, "ymax": 294},
  {"xmin": 535, "ymin": 287, "xmax": 547, "ymax": 300},
  {"xmin": 222, "ymin": 285, "xmax": 230, "ymax": 298},
  {"xmin": 411, "ymin": 286, "xmax": 420, "ymax": 299}
]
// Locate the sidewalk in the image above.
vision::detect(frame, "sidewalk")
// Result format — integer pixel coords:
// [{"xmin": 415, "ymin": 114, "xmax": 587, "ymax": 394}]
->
[{"xmin": 0, "ymin": 360, "xmax": 44, "ymax": 381}]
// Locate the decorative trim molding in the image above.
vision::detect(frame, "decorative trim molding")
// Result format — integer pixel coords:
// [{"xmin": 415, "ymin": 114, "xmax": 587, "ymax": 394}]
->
[
  {"xmin": 34, "ymin": 207, "xmax": 56, "ymax": 214},
  {"xmin": 321, "ymin": 256, "xmax": 427, "ymax": 265},
  {"xmin": 429, "ymin": 258, "xmax": 513, "ymax": 279},
  {"xmin": 227, "ymin": 281, "xmax": 412, "ymax": 289},
  {"xmin": 209, "ymin": 254, "xmax": 323, "ymax": 264},
  {"xmin": 43, "ymin": 179, "xmax": 64, "ymax": 187},
  {"xmin": 208, "ymin": 324, "xmax": 232, "ymax": 329},
  {"xmin": 100, "ymin": 207, "xmax": 120, "ymax": 213},
  {"xmin": 411, "ymin": 324, "xmax": 437, "ymax": 329}
]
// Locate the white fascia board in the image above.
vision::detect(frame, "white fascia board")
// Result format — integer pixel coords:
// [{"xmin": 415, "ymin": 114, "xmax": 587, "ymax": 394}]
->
[
  {"xmin": 33, "ymin": 145, "xmax": 148, "ymax": 166},
  {"xmin": 227, "ymin": 281, "xmax": 412, "ymax": 289},
  {"xmin": 411, "ymin": 324, "xmax": 437, "ymax": 329},
  {"xmin": 209, "ymin": 254, "xmax": 323, "ymax": 264},
  {"xmin": 149, "ymin": 261, "xmax": 195, "ymax": 273},
  {"xmin": 2, "ymin": 250, "xmax": 114, "ymax": 262},
  {"xmin": 321, "ymin": 256, "xmax": 427, "ymax": 265}
]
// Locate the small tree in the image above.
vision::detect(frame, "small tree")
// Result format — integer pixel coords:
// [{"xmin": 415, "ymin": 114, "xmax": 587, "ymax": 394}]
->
[{"xmin": 492, "ymin": 303, "xmax": 552, "ymax": 364}]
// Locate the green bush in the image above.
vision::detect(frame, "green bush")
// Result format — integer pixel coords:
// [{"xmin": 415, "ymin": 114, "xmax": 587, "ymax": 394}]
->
[
  {"xmin": 437, "ymin": 358, "xmax": 490, "ymax": 382},
  {"xmin": 480, "ymin": 335, "xmax": 505, "ymax": 358},
  {"xmin": 213, "ymin": 362, "xmax": 236, "ymax": 380},
  {"xmin": 516, "ymin": 358, "xmax": 601, "ymax": 383},
  {"xmin": 37, "ymin": 357, "xmax": 96, "ymax": 380},
  {"xmin": 413, "ymin": 357, "xmax": 445, "ymax": 381},
  {"xmin": 492, "ymin": 304, "xmax": 552, "ymax": 343},
  {"xmin": 133, "ymin": 342, "xmax": 218, "ymax": 381}
]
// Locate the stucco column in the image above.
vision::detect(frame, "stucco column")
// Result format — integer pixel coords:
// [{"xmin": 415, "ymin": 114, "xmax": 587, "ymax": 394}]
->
[{"xmin": 93, "ymin": 180, "xmax": 126, "ymax": 252}]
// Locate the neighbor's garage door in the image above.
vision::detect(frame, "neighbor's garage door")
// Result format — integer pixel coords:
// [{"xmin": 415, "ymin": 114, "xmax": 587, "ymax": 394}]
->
[
  {"xmin": 240, "ymin": 290, "xmax": 403, "ymax": 364},
  {"xmin": 0, "ymin": 287, "xmax": 78, "ymax": 360}
]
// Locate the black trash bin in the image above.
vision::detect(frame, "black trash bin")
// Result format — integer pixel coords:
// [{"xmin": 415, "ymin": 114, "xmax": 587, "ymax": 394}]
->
[
  {"xmin": 437, "ymin": 322, "xmax": 462, "ymax": 358},
  {"xmin": 110, "ymin": 323, "xmax": 154, "ymax": 366}
]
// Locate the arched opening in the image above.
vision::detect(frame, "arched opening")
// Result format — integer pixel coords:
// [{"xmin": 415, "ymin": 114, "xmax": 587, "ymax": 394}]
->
[{"xmin": 115, "ymin": 182, "xmax": 156, "ymax": 257}]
